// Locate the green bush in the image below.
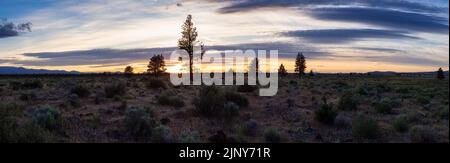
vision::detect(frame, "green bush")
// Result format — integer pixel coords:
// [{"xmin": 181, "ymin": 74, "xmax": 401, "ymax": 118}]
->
[
  {"xmin": 352, "ymin": 115, "xmax": 379, "ymax": 139},
  {"xmin": 0, "ymin": 103, "xmax": 18, "ymax": 143},
  {"xmin": 373, "ymin": 99, "xmax": 400, "ymax": 114},
  {"xmin": 410, "ymin": 126, "xmax": 437, "ymax": 143},
  {"xmin": 104, "ymin": 81, "xmax": 126, "ymax": 98},
  {"xmin": 224, "ymin": 91, "xmax": 249, "ymax": 107},
  {"xmin": 337, "ymin": 93, "xmax": 358, "ymax": 111},
  {"xmin": 416, "ymin": 96, "xmax": 430, "ymax": 105},
  {"xmin": 31, "ymin": 105, "xmax": 61, "ymax": 130},
  {"xmin": 315, "ymin": 104, "xmax": 337, "ymax": 125},
  {"xmin": 19, "ymin": 92, "xmax": 37, "ymax": 101},
  {"xmin": 193, "ymin": 86, "xmax": 226, "ymax": 116},
  {"xmin": 151, "ymin": 125, "xmax": 174, "ymax": 143},
  {"xmin": 179, "ymin": 131, "xmax": 201, "ymax": 143},
  {"xmin": 392, "ymin": 115, "xmax": 410, "ymax": 133},
  {"xmin": 124, "ymin": 106, "xmax": 156, "ymax": 139},
  {"xmin": 242, "ymin": 119, "xmax": 259, "ymax": 136},
  {"xmin": 67, "ymin": 94, "xmax": 81, "ymax": 108},
  {"xmin": 223, "ymin": 102, "xmax": 240, "ymax": 119},
  {"xmin": 156, "ymin": 92, "xmax": 185, "ymax": 107},
  {"xmin": 21, "ymin": 80, "xmax": 43, "ymax": 89},
  {"xmin": 14, "ymin": 123, "xmax": 56, "ymax": 143},
  {"xmin": 264, "ymin": 128, "xmax": 281, "ymax": 143},
  {"xmin": 146, "ymin": 78, "xmax": 167, "ymax": 89},
  {"xmin": 70, "ymin": 85, "xmax": 91, "ymax": 98}
]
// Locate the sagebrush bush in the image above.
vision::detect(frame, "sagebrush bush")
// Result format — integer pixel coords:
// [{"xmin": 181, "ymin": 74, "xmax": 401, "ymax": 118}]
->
[
  {"xmin": 146, "ymin": 78, "xmax": 167, "ymax": 89},
  {"xmin": 0, "ymin": 103, "xmax": 18, "ymax": 143},
  {"xmin": 179, "ymin": 131, "xmax": 201, "ymax": 143},
  {"xmin": 14, "ymin": 123, "xmax": 55, "ymax": 143},
  {"xmin": 70, "ymin": 85, "xmax": 91, "ymax": 98},
  {"xmin": 124, "ymin": 106, "xmax": 156, "ymax": 139},
  {"xmin": 352, "ymin": 115, "xmax": 379, "ymax": 139},
  {"xmin": 67, "ymin": 94, "xmax": 81, "ymax": 108},
  {"xmin": 264, "ymin": 128, "xmax": 281, "ymax": 143},
  {"xmin": 31, "ymin": 105, "xmax": 61, "ymax": 130},
  {"xmin": 21, "ymin": 80, "xmax": 43, "ymax": 89},
  {"xmin": 373, "ymin": 99, "xmax": 400, "ymax": 114},
  {"xmin": 315, "ymin": 104, "xmax": 337, "ymax": 125},
  {"xmin": 151, "ymin": 125, "xmax": 173, "ymax": 143},
  {"xmin": 410, "ymin": 126, "xmax": 438, "ymax": 143},
  {"xmin": 392, "ymin": 115, "xmax": 410, "ymax": 133},
  {"xmin": 193, "ymin": 86, "xmax": 226, "ymax": 116},
  {"xmin": 242, "ymin": 119, "xmax": 259, "ymax": 136},
  {"xmin": 223, "ymin": 101, "xmax": 240, "ymax": 119},
  {"xmin": 415, "ymin": 96, "xmax": 430, "ymax": 105},
  {"xmin": 338, "ymin": 93, "xmax": 358, "ymax": 111},
  {"xmin": 157, "ymin": 92, "xmax": 185, "ymax": 107},
  {"xmin": 104, "ymin": 81, "xmax": 126, "ymax": 98},
  {"xmin": 224, "ymin": 91, "xmax": 249, "ymax": 107},
  {"xmin": 19, "ymin": 92, "xmax": 37, "ymax": 101}
]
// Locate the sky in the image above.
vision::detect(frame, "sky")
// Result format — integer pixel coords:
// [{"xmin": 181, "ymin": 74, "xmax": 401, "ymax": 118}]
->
[{"xmin": 0, "ymin": 0, "xmax": 449, "ymax": 73}]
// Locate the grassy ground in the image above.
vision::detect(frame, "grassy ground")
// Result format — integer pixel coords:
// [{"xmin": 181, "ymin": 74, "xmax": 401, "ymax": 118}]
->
[{"xmin": 0, "ymin": 74, "xmax": 448, "ymax": 143}]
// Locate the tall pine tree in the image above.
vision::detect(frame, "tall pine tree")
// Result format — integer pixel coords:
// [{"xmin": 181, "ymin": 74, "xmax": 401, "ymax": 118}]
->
[
  {"xmin": 294, "ymin": 52, "xmax": 306, "ymax": 78},
  {"xmin": 178, "ymin": 15, "xmax": 198, "ymax": 84}
]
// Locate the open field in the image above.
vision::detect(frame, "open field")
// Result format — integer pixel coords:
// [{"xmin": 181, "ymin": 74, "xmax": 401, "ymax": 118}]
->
[{"xmin": 0, "ymin": 74, "xmax": 448, "ymax": 143}]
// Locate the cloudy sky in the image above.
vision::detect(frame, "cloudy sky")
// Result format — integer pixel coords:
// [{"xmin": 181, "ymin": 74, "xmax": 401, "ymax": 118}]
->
[{"xmin": 0, "ymin": 0, "xmax": 448, "ymax": 73}]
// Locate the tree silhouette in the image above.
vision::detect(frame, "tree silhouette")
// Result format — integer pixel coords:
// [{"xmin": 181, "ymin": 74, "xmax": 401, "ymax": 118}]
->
[
  {"xmin": 278, "ymin": 64, "xmax": 287, "ymax": 77},
  {"xmin": 147, "ymin": 54, "xmax": 166, "ymax": 77},
  {"xmin": 437, "ymin": 67, "xmax": 445, "ymax": 79},
  {"xmin": 309, "ymin": 70, "xmax": 314, "ymax": 77},
  {"xmin": 124, "ymin": 66, "xmax": 134, "ymax": 76},
  {"xmin": 178, "ymin": 15, "xmax": 198, "ymax": 84},
  {"xmin": 295, "ymin": 52, "xmax": 306, "ymax": 78}
]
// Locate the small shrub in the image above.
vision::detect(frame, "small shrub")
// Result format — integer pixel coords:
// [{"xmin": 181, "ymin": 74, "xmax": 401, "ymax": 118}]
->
[
  {"xmin": 0, "ymin": 103, "xmax": 18, "ymax": 143},
  {"xmin": 193, "ymin": 86, "xmax": 226, "ymax": 116},
  {"xmin": 146, "ymin": 79, "xmax": 167, "ymax": 89},
  {"xmin": 352, "ymin": 115, "xmax": 379, "ymax": 139},
  {"xmin": 31, "ymin": 105, "xmax": 61, "ymax": 130},
  {"xmin": 157, "ymin": 92, "xmax": 185, "ymax": 107},
  {"xmin": 67, "ymin": 94, "xmax": 81, "ymax": 108},
  {"xmin": 151, "ymin": 125, "xmax": 174, "ymax": 143},
  {"xmin": 224, "ymin": 91, "xmax": 249, "ymax": 107},
  {"xmin": 21, "ymin": 80, "xmax": 43, "ymax": 89},
  {"xmin": 315, "ymin": 104, "xmax": 337, "ymax": 124},
  {"xmin": 124, "ymin": 106, "xmax": 156, "ymax": 139},
  {"xmin": 19, "ymin": 92, "xmax": 37, "ymax": 101},
  {"xmin": 70, "ymin": 85, "xmax": 91, "ymax": 98},
  {"xmin": 410, "ymin": 126, "xmax": 438, "ymax": 143},
  {"xmin": 416, "ymin": 96, "xmax": 430, "ymax": 105},
  {"xmin": 104, "ymin": 81, "xmax": 126, "ymax": 98},
  {"xmin": 9, "ymin": 81, "xmax": 22, "ymax": 90},
  {"xmin": 373, "ymin": 99, "xmax": 400, "ymax": 114},
  {"xmin": 237, "ymin": 84, "xmax": 257, "ymax": 93},
  {"xmin": 264, "ymin": 128, "xmax": 281, "ymax": 143},
  {"xmin": 223, "ymin": 101, "xmax": 240, "ymax": 119},
  {"xmin": 241, "ymin": 119, "xmax": 259, "ymax": 136},
  {"xmin": 179, "ymin": 131, "xmax": 201, "ymax": 143},
  {"xmin": 334, "ymin": 113, "xmax": 352, "ymax": 128},
  {"xmin": 392, "ymin": 115, "xmax": 410, "ymax": 133},
  {"xmin": 436, "ymin": 107, "xmax": 449, "ymax": 120},
  {"xmin": 95, "ymin": 91, "xmax": 107, "ymax": 104},
  {"xmin": 14, "ymin": 123, "xmax": 55, "ymax": 143},
  {"xmin": 337, "ymin": 93, "xmax": 358, "ymax": 111}
]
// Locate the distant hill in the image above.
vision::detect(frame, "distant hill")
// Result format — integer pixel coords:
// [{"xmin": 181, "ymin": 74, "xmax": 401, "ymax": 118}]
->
[
  {"xmin": 0, "ymin": 67, "xmax": 81, "ymax": 75},
  {"xmin": 368, "ymin": 70, "xmax": 449, "ymax": 76}
]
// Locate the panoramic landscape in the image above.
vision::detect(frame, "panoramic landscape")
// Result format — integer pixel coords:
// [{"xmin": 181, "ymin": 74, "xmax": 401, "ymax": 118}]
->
[{"xmin": 1, "ymin": 0, "xmax": 449, "ymax": 143}]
